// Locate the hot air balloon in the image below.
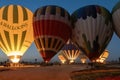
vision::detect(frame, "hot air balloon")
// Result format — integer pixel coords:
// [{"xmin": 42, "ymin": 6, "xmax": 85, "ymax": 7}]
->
[
  {"xmin": 112, "ymin": 1, "xmax": 120, "ymax": 38},
  {"xmin": 62, "ymin": 40, "xmax": 80, "ymax": 63},
  {"xmin": 0, "ymin": 5, "xmax": 33, "ymax": 63},
  {"xmin": 79, "ymin": 53, "xmax": 88, "ymax": 63},
  {"xmin": 58, "ymin": 53, "xmax": 67, "ymax": 64},
  {"xmin": 96, "ymin": 50, "xmax": 109, "ymax": 63},
  {"xmin": 71, "ymin": 5, "xmax": 113, "ymax": 61},
  {"xmin": 33, "ymin": 5, "xmax": 71, "ymax": 62}
]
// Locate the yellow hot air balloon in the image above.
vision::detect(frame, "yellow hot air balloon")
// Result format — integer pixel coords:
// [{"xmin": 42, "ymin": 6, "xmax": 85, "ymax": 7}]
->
[{"xmin": 0, "ymin": 5, "xmax": 33, "ymax": 63}]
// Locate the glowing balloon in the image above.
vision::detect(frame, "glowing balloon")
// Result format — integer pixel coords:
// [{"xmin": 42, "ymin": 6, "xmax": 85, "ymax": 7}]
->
[
  {"xmin": 112, "ymin": 1, "xmax": 120, "ymax": 38},
  {"xmin": 0, "ymin": 5, "xmax": 33, "ymax": 63},
  {"xmin": 79, "ymin": 53, "xmax": 88, "ymax": 63},
  {"xmin": 58, "ymin": 53, "xmax": 66, "ymax": 64},
  {"xmin": 96, "ymin": 50, "xmax": 109, "ymax": 63},
  {"xmin": 33, "ymin": 5, "xmax": 71, "ymax": 62},
  {"xmin": 62, "ymin": 40, "xmax": 80, "ymax": 63},
  {"xmin": 99, "ymin": 50, "xmax": 109, "ymax": 59},
  {"xmin": 71, "ymin": 5, "xmax": 113, "ymax": 61}
]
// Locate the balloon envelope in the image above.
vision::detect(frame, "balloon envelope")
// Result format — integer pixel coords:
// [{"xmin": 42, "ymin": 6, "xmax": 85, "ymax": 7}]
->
[
  {"xmin": 33, "ymin": 5, "xmax": 71, "ymax": 62},
  {"xmin": 79, "ymin": 53, "xmax": 88, "ymax": 63},
  {"xmin": 0, "ymin": 5, "xmax": 33, "ymax": 63},
  {"xmin": 96, "ymin": 50, "xmax": 109, "ymax": 63},
  {"xmin": 58, "ymin": 53, "xmax": 66, "ymax": 64},
  {"xmin": 99, "ymin": 50, "xmax": 109, "ymax": 59},
  {"xmin": 112, "ymin": 1, "xmax": 120, "ymax": 38},
  {"xmin": 71, "ymin": 5, "xmax": 113, "ymax": 61},
  {"xmin": 62, "ymin": 40, "xmax": 80, "ymax": 63}
]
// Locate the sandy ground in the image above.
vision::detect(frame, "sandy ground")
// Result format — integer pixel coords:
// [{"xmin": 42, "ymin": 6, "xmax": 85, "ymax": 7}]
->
[{"xmin": 0, "ymin": 64, "xmax": 88, "ymax": 80}]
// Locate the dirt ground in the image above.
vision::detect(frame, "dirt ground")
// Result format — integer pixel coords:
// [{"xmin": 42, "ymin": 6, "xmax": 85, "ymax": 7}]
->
[{"xmin": 0, "ymin": 64, "xmax": 88, "ymax": 80}]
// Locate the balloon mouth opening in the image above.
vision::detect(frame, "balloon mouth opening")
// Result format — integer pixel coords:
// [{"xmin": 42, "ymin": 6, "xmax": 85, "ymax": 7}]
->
[
  {"xmin": 70, "ymin": 59, "xmax": 74, "ymax": 63},
  {"xmin": 61, "ymin": 60, "xmax": 66, "ymax": 64},
  {"xmin": 8, "ymin": 51, "xmax": 22, "ymax": 63},
  {"xmin": 81, "ymin": 59, "xmax": 86, "ymax": 63}
]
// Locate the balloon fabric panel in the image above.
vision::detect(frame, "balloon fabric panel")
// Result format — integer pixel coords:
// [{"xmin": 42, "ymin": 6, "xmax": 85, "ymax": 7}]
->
[{"xmin": 112, "ymin": 1, "xmax": 120, "ymax": 39}]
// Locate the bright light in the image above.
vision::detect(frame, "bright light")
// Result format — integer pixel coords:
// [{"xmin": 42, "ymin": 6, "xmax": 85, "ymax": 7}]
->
[
  {"xmin": 96, "ymin": 59, "xmax": 100, "ymax": 62},
  {"xmin": 70, "ymin": 60, "xmax": 74, "ymax": 63},
  {"xmin": 61, "ymin": 60, "xmax": 66, "ymax": 64},
  {"xmin": 58, "ymin": 55, "xmax": 66, "ymax": 64},
  {"xmin": 81, "ymin": 59, "xmax": 86, "ymax": 63},
  {"xmin": 8, "ymin": 51, "xmax": 22, "ymax": 63},
  {"xmin": 99, "ymin": 59, "xmax": 104, "ymax": 63},
  {"xmin": 96, "ymin": 58, "xmax": 105, "ymax": 63},
  {"xmin": 7, "ymin": 51, "xmax": 22, "ymax": 56},
  {"xmin": 11, "ymin": 55, "xmax": 20, "ymax": 63}
]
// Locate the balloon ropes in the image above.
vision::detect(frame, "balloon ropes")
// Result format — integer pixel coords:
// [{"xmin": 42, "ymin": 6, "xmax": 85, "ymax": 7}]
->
[
  {"xmin": 33, "ymin": 5, "xmax": 71, "ymax": 62},
  {"xmin": 71, "ymin": 5, "xmax": 113, "ymax": 61},
  {"xmin": 0, "ymin": 5, "xmax": 33, "ymax": 63}
]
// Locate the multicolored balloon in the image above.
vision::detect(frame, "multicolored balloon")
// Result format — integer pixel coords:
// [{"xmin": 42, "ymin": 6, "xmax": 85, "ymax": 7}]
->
[
  {"xmin": 62, "ymin": 40, "xmax": 80, "ymax": 63},
  {"xmin": 33, "ymin": 5, "xmax": 71, "ymax": 62},
  {"xmin": 0, "ymin": 5, "xmax": 33, "ymax": 63},
  {"xmin": 112, "ymin": 1, "xmax": 120, "ymax": 38},
  {"xmin": 71, "ymin": 5, "xmax": 113, "ymax": 61}
]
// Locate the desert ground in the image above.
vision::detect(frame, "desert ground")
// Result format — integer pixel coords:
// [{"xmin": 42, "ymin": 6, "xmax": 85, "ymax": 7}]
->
[{"xmin": 0, "ymin": 64, "xmax": 89, "ymax": 80}]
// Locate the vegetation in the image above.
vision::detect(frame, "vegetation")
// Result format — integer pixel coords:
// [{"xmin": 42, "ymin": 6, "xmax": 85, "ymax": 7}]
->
[{"xmin": 70, "ymin": 67, "xmax": 120, "ymax": 80}]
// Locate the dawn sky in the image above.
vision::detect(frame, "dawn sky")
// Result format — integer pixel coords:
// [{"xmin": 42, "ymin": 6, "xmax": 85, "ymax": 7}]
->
[{"xmin": 0, "ymin": 0, "xmax": 120, "ymax": 62}]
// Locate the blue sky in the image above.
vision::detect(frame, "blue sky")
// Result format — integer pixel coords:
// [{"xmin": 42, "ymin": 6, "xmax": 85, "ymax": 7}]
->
[{"xmin": 0, "ymin": 0, "xmax": 120, "ymax": 62}]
